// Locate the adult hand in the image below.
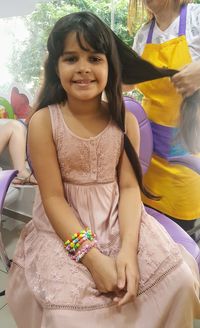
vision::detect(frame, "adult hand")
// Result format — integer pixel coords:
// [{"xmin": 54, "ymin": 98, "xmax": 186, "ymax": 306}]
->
[
  {"xmin": 82, "ymin": 249, "xmax": 118, "ymax": 293},
  {"xmin": 113, "ymin": 249, "xmax": 140, "ymax": 306},
  {"xmin": 171, "ymin": 61, "xmax": 200, "ymax": 98}
]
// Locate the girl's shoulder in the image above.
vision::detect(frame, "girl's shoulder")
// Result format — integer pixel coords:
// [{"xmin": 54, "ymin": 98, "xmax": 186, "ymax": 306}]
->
[{"xmin": 29, "ymin": 107, "xmax": 51, "ymax": 131}]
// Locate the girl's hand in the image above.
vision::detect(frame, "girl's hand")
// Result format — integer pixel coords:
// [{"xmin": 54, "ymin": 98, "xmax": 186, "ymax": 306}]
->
[
  {"xmin": 114, "ymin": 249, "xmax": 140, "ymax": 306},
  {"xmin": 82, "ymin": 249, "xmax": 118, "ymax": 293},
  {"xmin": 171, "ymin": 61, "xmax": 200, "ymax": 98}
]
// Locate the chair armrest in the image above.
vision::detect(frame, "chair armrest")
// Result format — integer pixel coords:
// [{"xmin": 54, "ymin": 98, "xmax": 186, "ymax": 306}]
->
[
  {"xmin": 0, "ymin": 169, "xmax": 18, "ymax": 272},
  {"xmin": 145, "ymin": 206, "xmax": 200, "ymax": 271},
  {"xmin": 0, "ymin": 170, "xmax": 18, "ymax": 211}
]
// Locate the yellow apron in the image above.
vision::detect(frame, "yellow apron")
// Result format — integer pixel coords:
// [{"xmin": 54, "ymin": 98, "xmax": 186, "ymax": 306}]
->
[{"xmin": 137, "ymin": 5, "xmax": 200, "ymax": 219}]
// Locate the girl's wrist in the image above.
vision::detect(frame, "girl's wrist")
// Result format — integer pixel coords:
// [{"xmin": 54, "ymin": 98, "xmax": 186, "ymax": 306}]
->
[
  {"xmin": 81, "ymin": 247, "xmax": 100, "ymax": 268},
  {"xmin": 121, "ymin": 238, "xmax": 138, "ymax": 254}
]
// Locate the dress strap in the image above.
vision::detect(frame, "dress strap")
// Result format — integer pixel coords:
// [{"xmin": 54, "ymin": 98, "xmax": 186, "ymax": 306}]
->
[{"xmin": 48, "ymin": 104, "xmax": 62, "ymax": 142}]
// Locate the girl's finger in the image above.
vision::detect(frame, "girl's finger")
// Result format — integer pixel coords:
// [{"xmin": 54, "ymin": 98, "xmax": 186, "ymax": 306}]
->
[
  {"xmin": 116, "ymin": 260, "xmax": 126, "ymax": 289},
  {"xmin": 117, "ymin": 290, "xmax": 134, "ymax": 306},
  {"xmin": 117, "ymin": 271, "xmax": 137, "ymax": 306}
]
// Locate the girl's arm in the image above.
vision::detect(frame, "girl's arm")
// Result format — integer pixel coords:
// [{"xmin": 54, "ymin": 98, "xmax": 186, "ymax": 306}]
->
[
  {"xmin": 28, "ymin": 108, "xmax": 87, "ymax": 241},
  {"xmin": 115, "ymin": 111, "xmax": 142, "ymax": 306},
  {"xmin": 28, "ymin": 108, "xmax": 118, "ymax": 293}
]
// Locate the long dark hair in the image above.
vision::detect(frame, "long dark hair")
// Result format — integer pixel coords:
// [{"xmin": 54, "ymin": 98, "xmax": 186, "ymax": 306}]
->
[
  {"xmin": 111, "ymin": 31, "xmax": 200, "ymax": 154},
  {"xmin": 32, "ymin": 11, "xmax": 199, "ymax": 199}
]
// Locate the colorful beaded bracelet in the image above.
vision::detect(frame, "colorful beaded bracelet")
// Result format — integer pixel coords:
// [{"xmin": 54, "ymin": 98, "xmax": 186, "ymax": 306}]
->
[
  {"xmin": 69, "ymin": 239, "xmax": 98, "ymax": 262},
  {"xmin": 64, "ymin": 228, "xmax": 96, "ymax": 255}
]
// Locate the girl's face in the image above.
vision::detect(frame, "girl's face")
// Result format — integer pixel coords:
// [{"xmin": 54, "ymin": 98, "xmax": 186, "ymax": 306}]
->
[{"xmin": 57, "ymin": 32, "xmax": 108, "ymax": 102}]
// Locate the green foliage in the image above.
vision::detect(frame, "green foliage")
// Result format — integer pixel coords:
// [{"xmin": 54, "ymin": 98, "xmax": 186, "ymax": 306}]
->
[
  {"xmin": 8, "ymin": 0, "xmax": 134, "ymax": 95},
  {"xmin": 9, "ymin": 1, "xmax": 79, "ymax": 93}
]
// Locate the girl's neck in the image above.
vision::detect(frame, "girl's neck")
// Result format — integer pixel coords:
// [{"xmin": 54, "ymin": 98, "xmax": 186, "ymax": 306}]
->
[
  {"xmin": 64, "ymin": 97, "xmax": 103, "ymax": 118},
  {"xmin": 154, "ymin": 4, "xmax": 181, "ymax": 31}
]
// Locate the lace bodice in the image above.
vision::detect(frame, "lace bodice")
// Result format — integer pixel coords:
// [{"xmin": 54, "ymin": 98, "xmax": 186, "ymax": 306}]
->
[{"xmin": 49, "ymin": 104, "xmax": 123, "ymax": 184}]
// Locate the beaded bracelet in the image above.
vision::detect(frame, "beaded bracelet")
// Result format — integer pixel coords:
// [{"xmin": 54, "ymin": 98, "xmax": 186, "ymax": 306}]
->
[
  {"xmin": 69, "ymin": 239, "xmax": 98, "ymax": 262},
  {"xmin": 64, "ymin": 228, "xmax": 96, "ymax": 255}
]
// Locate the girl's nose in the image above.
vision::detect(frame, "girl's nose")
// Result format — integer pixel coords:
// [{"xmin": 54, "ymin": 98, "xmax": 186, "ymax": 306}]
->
[{"xmin": 76, "ymin": 60, "xmax": 91, "ymax": 74}]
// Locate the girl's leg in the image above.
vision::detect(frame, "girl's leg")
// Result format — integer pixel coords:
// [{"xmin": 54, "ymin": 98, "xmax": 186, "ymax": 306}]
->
[
  {"xmin": 6, "ymin": 120, "xmax": 27, "ymax": 172},
  {"xmin": 7, "ymin": 263, "xmax": 43, "ymax": 328},
  {"xmin": 0, "ymin": 120, "xmax": 36, "ymax": 184},
  {"xmin": 0, "ymin": 120, "xmax": 27, "ymax": 171}
]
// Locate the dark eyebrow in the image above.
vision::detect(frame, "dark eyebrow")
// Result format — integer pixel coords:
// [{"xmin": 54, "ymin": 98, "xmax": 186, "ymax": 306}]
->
[{"xmin": 62, "ymin": 50, "xmax": 102, "ymax": 55}]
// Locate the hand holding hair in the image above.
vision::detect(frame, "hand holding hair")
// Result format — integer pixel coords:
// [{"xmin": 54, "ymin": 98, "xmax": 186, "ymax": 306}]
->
[
  {"xmin": 111, "ymin": 30, "xmax": 200, "ymax": 154},
  {"xmin": 171, "ymin": 61, "xmax": 200, "ymax": 98}
]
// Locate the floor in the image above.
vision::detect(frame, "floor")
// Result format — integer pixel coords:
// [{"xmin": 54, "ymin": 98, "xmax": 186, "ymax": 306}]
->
[
  {"xmin": 0, "ymin": 215, "xmax": 200, "ymax": 327},
  {"xmin": 0, "ymin": 215, "xmax": 25, "ymax": 327}
]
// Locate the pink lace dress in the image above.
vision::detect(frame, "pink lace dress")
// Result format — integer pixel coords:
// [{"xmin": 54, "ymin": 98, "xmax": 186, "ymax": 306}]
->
[{"xmin": 7, "ymin": 105, "xmax": 200, "ymax": 328}]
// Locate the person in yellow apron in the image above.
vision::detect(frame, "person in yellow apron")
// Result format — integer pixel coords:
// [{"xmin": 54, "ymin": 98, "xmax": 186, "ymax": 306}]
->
[{"xmin": 129, "ymin": 0, "xmax": 200, "ymax": 237}]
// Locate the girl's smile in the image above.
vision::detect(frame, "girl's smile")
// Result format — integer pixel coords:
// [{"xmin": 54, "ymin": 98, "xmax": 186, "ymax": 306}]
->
[{"xmin": 72, "ymin": 79, "xmax": 96, "ymax": 88}]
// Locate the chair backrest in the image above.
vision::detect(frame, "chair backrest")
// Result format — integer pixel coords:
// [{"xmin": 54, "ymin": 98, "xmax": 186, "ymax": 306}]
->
[
  {"xmin": 124, "ymin": 96, "xmax": 153, "ymax": 174},
  {"xmin": 123, "ymin": 96, "xmax": 200, "ymax": 270}
]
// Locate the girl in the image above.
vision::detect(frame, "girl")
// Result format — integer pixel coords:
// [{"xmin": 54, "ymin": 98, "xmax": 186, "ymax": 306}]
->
[{"xmin": 6, "ymin": 11, "xmax": 200, "ymax": 328}]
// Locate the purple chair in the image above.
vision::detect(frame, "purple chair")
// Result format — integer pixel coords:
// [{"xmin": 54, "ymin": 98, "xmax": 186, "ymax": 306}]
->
[
  {"xmin": 124, "ymin": 96, "xmax": 153, "ymax": 174},
  {"xmin": 0, "ymin": 170, "xmax": 18, "ymax": 272},
  {"xmin": 124, "ymin": 96, "xmax": 200, "ymax": 270},
  {"xmin": 146, "ymin": 206, "xmax": 200, "ymax": 269}
]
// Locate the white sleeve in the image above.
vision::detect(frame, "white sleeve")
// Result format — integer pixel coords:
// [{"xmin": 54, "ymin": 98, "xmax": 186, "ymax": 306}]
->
[
  {"xmin": 187, "ymin": 4, "xmax": 200, "ymax": 61},
  {"xmin": 188, "ymin": 4, "xmax": 200, "ymax": 33}
]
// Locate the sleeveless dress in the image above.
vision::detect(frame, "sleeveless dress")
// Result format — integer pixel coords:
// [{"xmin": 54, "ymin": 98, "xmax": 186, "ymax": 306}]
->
[{"xmin": 6, "ymin": 104, "xmax": 200, "ymax": 328}]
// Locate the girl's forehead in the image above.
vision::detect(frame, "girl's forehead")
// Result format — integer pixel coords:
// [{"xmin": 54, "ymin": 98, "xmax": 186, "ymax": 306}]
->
[{"xmin": 63, "ymin": 31, "xmax": 94, "ymax": 52}]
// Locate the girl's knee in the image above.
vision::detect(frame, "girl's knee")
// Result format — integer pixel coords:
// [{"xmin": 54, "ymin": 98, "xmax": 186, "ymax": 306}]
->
[
  {"xmin": 11, "ymin": 120, "xmax": 26, "ymax": 134},
  {"xmin": 180, "ymin": 263, "xmax": 199, "ymax": 296}
]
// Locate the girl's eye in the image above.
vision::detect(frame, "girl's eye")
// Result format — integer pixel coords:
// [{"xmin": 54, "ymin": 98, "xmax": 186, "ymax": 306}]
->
[
  {"xmin": 63, "ymin": 56, "xmax": 77, "ymax": 63},
  {"xmin": 89, "ymin": 56, "xmax": 102, "ymax": 63}
]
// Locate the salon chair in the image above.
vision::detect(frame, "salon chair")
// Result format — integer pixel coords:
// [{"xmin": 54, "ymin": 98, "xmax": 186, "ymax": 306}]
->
[{"xmin": 124, "ymin": 96, "xmax": 200, "ymax": 270}]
